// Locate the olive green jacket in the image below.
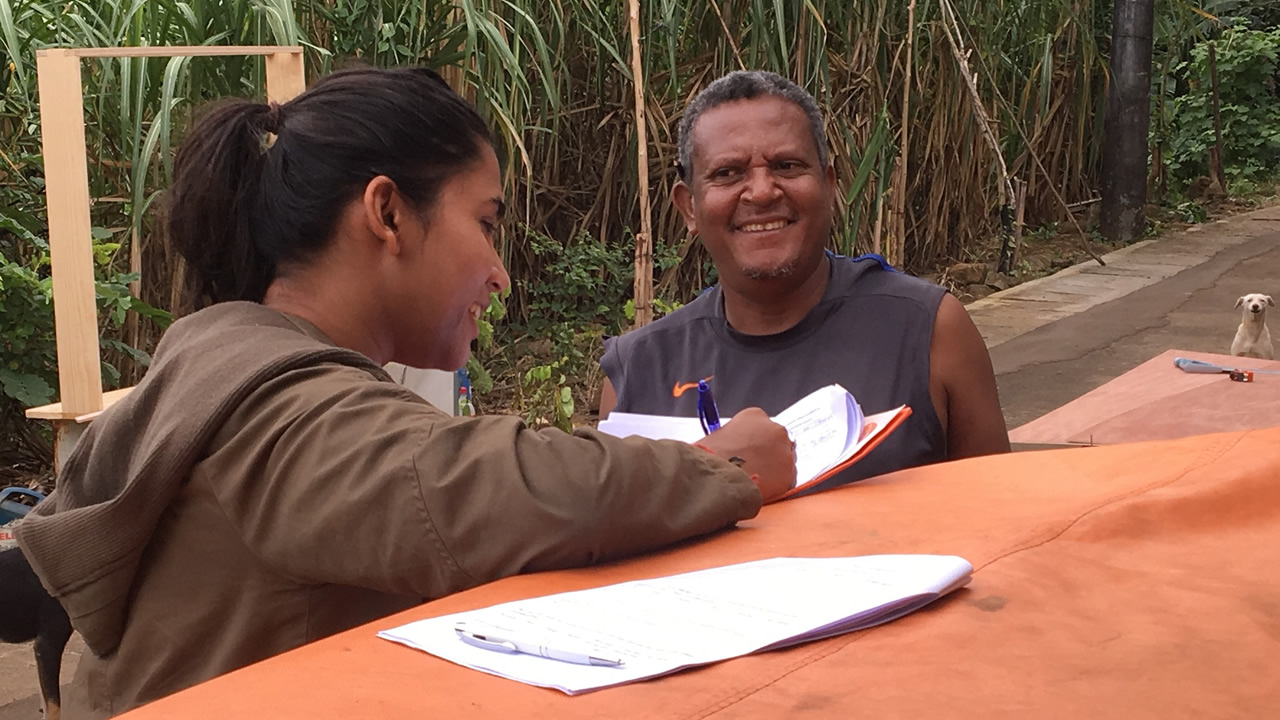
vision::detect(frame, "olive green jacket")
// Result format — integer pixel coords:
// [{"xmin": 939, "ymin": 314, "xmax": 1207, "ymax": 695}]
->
[{"xmin": 19, "ymin": 302, "xmax": 760, "ymax": 718}]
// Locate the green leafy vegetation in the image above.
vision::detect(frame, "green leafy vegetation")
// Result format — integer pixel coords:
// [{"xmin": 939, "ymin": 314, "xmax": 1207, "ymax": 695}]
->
[
  {"xmin": 1, "ymin": 0, "xmax": 1278, "ymax": 473},
  {"xmin": 1165, "ymin": 24, "xmax": 1280, "ymax": 188}
]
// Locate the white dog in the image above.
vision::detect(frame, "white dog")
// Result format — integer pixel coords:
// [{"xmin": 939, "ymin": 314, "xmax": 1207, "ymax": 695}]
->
[{"xmin": 1231, "ymin": 293, "xmax": 1274, "ymax": 359}]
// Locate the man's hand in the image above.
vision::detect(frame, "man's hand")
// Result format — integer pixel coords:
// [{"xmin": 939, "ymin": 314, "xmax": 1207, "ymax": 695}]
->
[{"xmin": 697, "ymin": 408, "xmax": 797, "ymax": 503}]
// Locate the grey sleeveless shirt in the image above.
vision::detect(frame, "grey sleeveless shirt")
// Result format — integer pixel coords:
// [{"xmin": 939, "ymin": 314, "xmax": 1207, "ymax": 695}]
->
[{"xmin": 601, "ymin": 254, "xmax": 947, "ymax": 490}]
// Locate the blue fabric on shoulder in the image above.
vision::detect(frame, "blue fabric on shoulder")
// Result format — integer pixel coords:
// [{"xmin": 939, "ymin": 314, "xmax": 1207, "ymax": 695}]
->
[{"xmin": 826, "ymin": 249, "xmax": 900, "ymax": 273}]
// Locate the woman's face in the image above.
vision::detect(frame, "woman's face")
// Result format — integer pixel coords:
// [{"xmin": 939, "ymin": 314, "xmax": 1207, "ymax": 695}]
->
[{"xmin": 391, "ymin": 145, "xmax": 510, "ymax": 370}]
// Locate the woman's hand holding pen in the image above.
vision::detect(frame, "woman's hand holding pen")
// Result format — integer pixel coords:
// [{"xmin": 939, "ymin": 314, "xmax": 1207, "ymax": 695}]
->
[{"xmin": 697, "ymin": 408, "xmax": 797, "ymax": 503}]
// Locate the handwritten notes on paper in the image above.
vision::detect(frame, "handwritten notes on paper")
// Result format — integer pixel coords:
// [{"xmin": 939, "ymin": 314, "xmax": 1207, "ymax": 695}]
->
[
  {"xmin": 770, "ymin": 384, "xmax": 862, "ymax": 486},
  {"xmin": 378, "ymin": 555, "xmax": 973, "ymax": 694},
  {"xmin": 597, "ymin": 384, "xmax": 910, "ymax": 495}
]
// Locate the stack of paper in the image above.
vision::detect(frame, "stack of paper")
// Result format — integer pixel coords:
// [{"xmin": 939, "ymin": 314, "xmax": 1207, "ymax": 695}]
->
[
  {"xmin": 597, "ymin": 384, "xmax": 912, "ymax": 497},
  {"xmin": 379, "ymin": 554, "xmax": 973, "ymax": 694}
]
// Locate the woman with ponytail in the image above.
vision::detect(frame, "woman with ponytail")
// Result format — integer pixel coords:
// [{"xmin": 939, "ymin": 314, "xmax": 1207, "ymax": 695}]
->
[{"xmin": 16, "ymin": 66, "xmax": 796, "ymax": 717}]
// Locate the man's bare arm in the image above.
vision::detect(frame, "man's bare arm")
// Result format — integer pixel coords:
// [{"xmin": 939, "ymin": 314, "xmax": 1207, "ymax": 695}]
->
[
  {"xmin": 929, "ymin": 293, "xmax": 1011, "ymax": 459},
  {"xmin": 599, "ymin": 378, "xmax": 618, "ymax": 419}
]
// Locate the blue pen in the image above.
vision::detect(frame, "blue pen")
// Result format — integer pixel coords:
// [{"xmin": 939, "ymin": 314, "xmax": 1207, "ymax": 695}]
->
[
  {"xmin": 1174, "ymin": 357, "xmax": 1280, "ymax": 374},
  {"xmin": 697, "ymin": 379, "xmax": 721, "ymax": 434}
]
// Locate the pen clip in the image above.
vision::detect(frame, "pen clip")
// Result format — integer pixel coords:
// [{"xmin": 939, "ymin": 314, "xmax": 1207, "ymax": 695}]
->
[
  {"xmin": 697, "ymin": 379, "xmax": 721, "ymax": 434},
  {"xmin": 453, "ymin": 623, "xmax": 626, "ymax": 667},
  {"xmin": 454, "ymin": 624, "xmax": 519, "ymax": 654}
]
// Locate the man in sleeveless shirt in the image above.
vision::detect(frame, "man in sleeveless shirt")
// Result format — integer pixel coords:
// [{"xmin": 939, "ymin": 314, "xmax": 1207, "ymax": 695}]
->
[{"xmin": 599, "ymin": 70, "xmax": 1010, "ymax": 491}]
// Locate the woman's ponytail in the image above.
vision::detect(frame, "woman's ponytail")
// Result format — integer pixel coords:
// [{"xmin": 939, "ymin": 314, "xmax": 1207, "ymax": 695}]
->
[
  {"xmin": 167, "ymin": 100, "xmax": 277, "ymax": 311},
  {"xmin": 165, "ymin": 67, "xmax": 493, "ymax": 314}
]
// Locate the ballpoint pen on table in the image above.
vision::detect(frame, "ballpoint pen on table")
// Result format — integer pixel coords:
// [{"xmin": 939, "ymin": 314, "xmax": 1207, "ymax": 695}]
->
[
  {"xmin": 697, "ymin": 379, "xmax": 721, "ymax": 434},
  {"xmin": 454, "ymin": 623, "xmax": 625, "ymax": 667},
  {"xmin": 1174, "ymin": 356, "xmax": 1280, "ymax": 381}
]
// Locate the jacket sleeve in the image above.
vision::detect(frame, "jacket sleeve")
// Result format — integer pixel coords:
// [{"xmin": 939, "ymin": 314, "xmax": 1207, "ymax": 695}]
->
[{"xmin": 205, "ymin": 364, "xmax": 762, "ymax": 599}]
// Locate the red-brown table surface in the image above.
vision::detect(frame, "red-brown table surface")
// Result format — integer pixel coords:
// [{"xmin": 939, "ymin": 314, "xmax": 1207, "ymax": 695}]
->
[
  {"xmin": 1009, "ymin": 348, "xmax": 1280, "ymax": 446},
  {"xmin": 121, "ymin": 426, "xmax": 1280, "ymax": 719}
]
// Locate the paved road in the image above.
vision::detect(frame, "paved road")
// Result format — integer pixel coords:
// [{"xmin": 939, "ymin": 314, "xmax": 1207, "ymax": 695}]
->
[
  {"xmin": 973, "ymin": 206, "xmax": 1280, "ymax": 430},
  {"xmin": 0, "ymin": 634, "xmax": 82, "ymax": 720},
  {"xmin": 993, "ymin": 233, "xmax": 1280, "ymax": 430}
]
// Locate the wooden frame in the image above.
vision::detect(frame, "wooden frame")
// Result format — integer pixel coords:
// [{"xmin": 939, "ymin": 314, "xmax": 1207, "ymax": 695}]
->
[{"xmin": 25, "ymin": 46, "xmax": 305, "ymax": 425}]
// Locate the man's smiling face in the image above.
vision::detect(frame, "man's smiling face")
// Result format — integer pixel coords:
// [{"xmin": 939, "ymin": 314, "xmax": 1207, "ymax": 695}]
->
[{"xmin": 674, "ymin": 95, "xmax": 836, "ymax": 291}]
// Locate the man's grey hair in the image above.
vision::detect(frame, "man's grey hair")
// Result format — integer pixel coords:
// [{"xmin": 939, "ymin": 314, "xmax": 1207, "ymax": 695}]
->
[{"xmin": 677, "ymin": 70, "xmax": 829, "ymax": 181}]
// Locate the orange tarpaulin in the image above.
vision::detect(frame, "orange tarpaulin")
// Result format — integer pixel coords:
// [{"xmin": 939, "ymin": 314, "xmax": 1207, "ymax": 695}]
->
[{"xmin": 121, "ymin": 426, "xmax": 1280, "ymax": 718}]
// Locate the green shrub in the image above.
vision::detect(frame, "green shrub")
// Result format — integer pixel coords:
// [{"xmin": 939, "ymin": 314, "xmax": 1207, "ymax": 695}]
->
[{"xmin": 1167, "ymin": 25, "xmax": 1280, "ymax": 187}]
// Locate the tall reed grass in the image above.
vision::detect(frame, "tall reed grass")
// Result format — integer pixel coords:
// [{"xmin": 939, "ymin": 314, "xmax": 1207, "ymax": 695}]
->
[{"xmin": 0, "ymin": 0, "xmax": 1225, "ymax": 333}]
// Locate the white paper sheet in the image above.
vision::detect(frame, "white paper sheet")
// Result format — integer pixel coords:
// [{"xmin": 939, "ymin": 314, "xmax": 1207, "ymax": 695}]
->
[
  {"xmin": 595, "ymin": 412, "xmax": 704, "ymax": 443},
  {"xmin": 598, "ymin": 384, "xmax": 878, "ymax": 486},
  {"xmin": 379, "ymin": 554, "xmax": 973, "ymax": 694},
  {"xmin": 770, "ymin": 385, "xmax": 862, "ymax": 483}
]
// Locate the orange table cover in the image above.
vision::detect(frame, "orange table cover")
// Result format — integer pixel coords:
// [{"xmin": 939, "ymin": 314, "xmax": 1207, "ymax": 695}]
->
[
  {"xmin": 1009, "ymin": 348, "xmax": 1280, "ymax": 446},
  {"xmin": 122, "ymin": 427, "xmax": 1280, "ymax": 719}
]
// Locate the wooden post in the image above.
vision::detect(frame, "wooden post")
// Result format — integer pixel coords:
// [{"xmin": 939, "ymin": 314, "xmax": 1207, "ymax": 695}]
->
[
  {"xmin": 36, "ymin": 50, "xmax": 103, "ymax": 417},
  {"xmin": 265, "ymin": 49, "xmax": 306, "ymax": 103},
  {"xmin": 27, "ymin": 46, "xmax": 306, "ymax": 472},
  {"xmin": 627, "ymin": 0, "xmax": 654, "ymax": 327}
]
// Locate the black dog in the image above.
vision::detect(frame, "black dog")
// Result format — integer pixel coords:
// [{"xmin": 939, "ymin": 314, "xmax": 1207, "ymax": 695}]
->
[{"xmin": 0, "ymin": 547, "xmax": 72, "ymax": 720}]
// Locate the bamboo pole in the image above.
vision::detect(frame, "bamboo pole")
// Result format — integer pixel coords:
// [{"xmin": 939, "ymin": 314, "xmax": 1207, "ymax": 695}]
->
[
  {"xmin": 886, "ymin": 0, "xmax": 915, "ymax": 267},
  {"xmin": 439, "ymin": 5, "xmax": 467, "ymax": 97},
  {"xmin": 628, "ymin": 0, "xmax": 654, "ymax": 327},
  {"xmin": 955, "ymin": 21, "xmax": 1106, "ymax": 266},
  {"xmin": 125, "ymin": 226, "xmax": 142, "ymax": 376},
  {"xmin": 936, "ymin": 0, "xmax": 1012, "ymax": 218},
  {"xmin": 796, "ymin": 8, "xmax": 808, "ymax": 88},
  {"xmin": 871, "ymin": 191, "xmax": 885, "ymax": 256},
  {"xmin": 707, "ymin": 0, "xmax": 746, "ymax": 70},
  {"xmin": 438, "ymin": 6, "xmax": 480, "ymax": 103},
  {"xmin": 935, "ymin": 0, "xmax": 1103, "ymax": 267},
  {"xmin": 1012, "ymin": 178, "xmax": 1027, "ymax": 269}
]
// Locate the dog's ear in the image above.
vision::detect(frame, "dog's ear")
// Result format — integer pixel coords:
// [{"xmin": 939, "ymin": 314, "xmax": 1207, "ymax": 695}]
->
[
  {"xmin": 1268, "ymin": 295, "xmax": 1275, "ymax": 307},
  {"xmin": 1235, "ymin": 296, "xmax": 1244, "ymax": 308}
]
